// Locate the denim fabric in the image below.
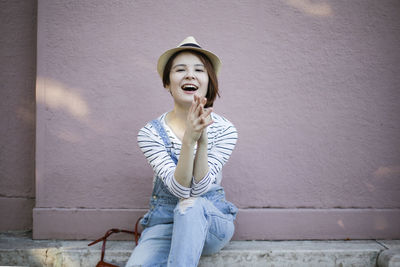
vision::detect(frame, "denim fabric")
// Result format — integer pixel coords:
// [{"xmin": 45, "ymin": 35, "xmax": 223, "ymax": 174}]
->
[{"xmin": 125, "ymin": 177, "xmax": 238, "ymax": 267}]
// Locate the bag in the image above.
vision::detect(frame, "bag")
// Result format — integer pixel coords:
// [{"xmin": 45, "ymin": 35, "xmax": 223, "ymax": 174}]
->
[{"xmin": 88, "ymin": 217, "xmax": 142, "ymax": 267}]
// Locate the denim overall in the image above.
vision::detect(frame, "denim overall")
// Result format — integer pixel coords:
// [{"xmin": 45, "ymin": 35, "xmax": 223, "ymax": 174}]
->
[{"xmin": 126, "ymin": 119, "xmax": 238, "ymax": 267}]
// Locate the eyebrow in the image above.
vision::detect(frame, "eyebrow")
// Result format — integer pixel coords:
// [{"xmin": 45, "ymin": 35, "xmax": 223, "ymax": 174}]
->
[{"xmin": 172, "ymin": 64, "xmax": 205, "ymax": 69}]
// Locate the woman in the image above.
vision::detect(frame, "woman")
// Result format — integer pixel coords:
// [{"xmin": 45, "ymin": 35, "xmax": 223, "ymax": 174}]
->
[{"xmin": 126, "ymin": 36, "xmax": 238, "ymax": 267}]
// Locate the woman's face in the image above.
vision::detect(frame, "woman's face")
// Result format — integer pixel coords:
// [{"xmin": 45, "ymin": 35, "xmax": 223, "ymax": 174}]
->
[{"xmin": 166, "ymin": 51, "xmax": 209, "ymax": 108}]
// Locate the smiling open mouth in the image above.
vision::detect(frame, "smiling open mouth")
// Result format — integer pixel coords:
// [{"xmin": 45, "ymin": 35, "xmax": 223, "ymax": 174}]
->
[{"xmin": 182, "ymin": 84, "xmax": 198, "ymax": 91}]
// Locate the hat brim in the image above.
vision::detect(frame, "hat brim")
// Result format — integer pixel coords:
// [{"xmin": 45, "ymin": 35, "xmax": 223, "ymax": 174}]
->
[{"xmin": 157, "ymin": 46, "xmax": 221, "ymax": 79}]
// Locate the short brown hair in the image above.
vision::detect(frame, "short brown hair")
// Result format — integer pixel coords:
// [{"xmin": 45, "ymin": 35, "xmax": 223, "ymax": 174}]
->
[{"xmin": 162, "ymin": 50, "xmax": 219, "ymax": 108}]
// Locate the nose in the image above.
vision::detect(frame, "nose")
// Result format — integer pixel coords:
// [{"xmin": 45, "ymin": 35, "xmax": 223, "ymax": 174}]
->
[{"xmin": 185, "ymin": 69, "xmax": 195, "ymax": 80}]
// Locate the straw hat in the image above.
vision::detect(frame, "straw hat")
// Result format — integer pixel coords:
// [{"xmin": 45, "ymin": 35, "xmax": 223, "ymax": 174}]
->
[{"xmin": 157, "ymin": 36, "xmax": 221, "ymax": 78}]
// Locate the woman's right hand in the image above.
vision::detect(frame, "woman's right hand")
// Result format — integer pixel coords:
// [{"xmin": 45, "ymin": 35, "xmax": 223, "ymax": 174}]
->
[{"xmin": 183, "ymin": 95, "xmax": 213, "ymax": 145}]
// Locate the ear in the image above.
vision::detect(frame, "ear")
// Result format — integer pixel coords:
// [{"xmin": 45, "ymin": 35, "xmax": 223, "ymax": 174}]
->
[{"xmin": 165, "ymin": 84, "xmax": 172, "ymax": 95}]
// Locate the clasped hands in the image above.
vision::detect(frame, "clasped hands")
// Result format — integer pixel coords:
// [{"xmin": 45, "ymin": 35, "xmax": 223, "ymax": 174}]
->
[{"xmin": 184, "ymin": 95, "xmax": 213, "ymax": 145}]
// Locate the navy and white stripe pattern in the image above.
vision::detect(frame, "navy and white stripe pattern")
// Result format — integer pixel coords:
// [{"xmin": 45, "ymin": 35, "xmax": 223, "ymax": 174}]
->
[{"xmin": 137, "ymin": 112, "xmax": 238, "ymax": 199}]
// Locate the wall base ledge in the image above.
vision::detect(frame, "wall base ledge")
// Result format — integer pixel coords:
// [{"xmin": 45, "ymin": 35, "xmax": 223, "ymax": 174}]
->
[
  {"xmin": 33, "ymin": 207, "xmax": 400, "ymax": 240},
  {"xmin": 0, "ymin": 197, "xmax": 35, "ymax": 231}
]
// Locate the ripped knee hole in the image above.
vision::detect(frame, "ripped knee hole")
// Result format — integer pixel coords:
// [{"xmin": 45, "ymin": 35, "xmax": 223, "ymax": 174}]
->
[{"xmin": 178, "ymin": 197, "xmax": 198, "ymax": 214}]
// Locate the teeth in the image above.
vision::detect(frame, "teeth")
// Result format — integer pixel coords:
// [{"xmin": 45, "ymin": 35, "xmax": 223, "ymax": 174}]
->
[{"xmin": 182, "ymin": 84, "xmax": 198, "ymax": 91}]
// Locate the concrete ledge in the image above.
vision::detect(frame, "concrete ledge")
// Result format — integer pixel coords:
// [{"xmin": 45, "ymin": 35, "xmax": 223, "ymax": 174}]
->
[
  {"xmin": 377, "ymin": 240, "xmax": 400, "ymax": 267},
  {"xmin": 2, "ymin": 232, "xmax": 400, "ymax": 266},
  {"xmin": 378, "ymin": 249, "xmax": 400, "ymax": 267}
]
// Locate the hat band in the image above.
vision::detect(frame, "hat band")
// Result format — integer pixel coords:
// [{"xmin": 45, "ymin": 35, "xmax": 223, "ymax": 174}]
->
[{"xmin": 180, "ymin": 43, "xmax": 201, "ymax": 48}]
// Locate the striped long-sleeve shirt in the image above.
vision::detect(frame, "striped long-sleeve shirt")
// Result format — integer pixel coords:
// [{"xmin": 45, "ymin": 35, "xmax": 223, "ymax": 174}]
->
[{"xmin": 137, "ymin": 112, "xmax": 238, "ymax": 199}]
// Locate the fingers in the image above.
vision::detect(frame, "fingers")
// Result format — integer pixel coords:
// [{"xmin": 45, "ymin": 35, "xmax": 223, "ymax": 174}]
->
[
  {"xmin": 200, "ymin": 96, "xmax": 207, "ymax": 108},
  {"xmin": 196, "ymin": 107, "xmax": 213, "ymax": 128},
  {"xmin": 203, "ymin": 107, "xmax": 213, "ymax": 118},
  {"xmin": 191, "ymin": 95, "xmax": 207, "ymax": 117},
  {"xmin": 194, "ymin": 101, "xmax": 203, "ymax": 117},
  {"xmin": 188, "ymin": 95, "xmax": 213, "ymax": 130},
  {"xmin": 201, "ymin": 108, "xmax": 214, "ymax": 126}
]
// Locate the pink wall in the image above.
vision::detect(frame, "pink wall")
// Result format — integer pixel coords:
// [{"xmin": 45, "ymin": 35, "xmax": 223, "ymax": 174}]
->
[
  {"xmin": 34, "ymin": 0, "xmax": 400, "ymax": 239},
  {"xmin": 0, "ymin": 0, "xmax": 36, "ymax": 232}
]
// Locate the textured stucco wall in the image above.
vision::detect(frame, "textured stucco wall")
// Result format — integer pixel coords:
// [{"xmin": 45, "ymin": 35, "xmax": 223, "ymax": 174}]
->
[
  {"xmin": 0, "ymin": 0, "xmax": 37, "ymax": 231},
  {"xmin": 34, "ymin": 0, "xmax": 400, "ymax": 239}
]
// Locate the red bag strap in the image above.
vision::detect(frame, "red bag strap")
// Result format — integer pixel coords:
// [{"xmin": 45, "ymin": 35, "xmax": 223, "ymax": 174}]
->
[{"xmin": 88, "ymin": 216, "xmax": 143, "ymax": 262}]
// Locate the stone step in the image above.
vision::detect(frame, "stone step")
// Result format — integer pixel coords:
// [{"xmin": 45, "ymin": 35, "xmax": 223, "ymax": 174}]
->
[{"xmin": 0, "ymin": 232, "xmax": 399, "ymax": 267}]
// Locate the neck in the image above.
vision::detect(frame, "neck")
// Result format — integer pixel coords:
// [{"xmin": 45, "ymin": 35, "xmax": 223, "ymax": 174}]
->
[
  {"xmin": 168, "ymin": 103, "xmax": 189, "ymax": 124},
  {"xmin": 165, "ymin": 103, "xmax": 190, "ymax": 141}
]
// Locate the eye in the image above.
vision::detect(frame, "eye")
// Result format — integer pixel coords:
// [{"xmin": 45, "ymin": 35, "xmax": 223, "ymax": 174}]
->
[
  {"xmin": 196, "ymin": 69, "xmax": 205, "ymax": 72},
  {"xmin": 176, "ymin": 69, "xmax": 185, "ymax": 72}
]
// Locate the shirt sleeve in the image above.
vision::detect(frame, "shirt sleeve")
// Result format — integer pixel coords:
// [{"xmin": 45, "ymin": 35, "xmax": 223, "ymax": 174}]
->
[
  {"xmin": 137, "ymin": 123, "xmax": 191, "ymax": 199},
  {"xmin": 190, "ymin": 120, "xmax": 238, "ymax": 197}
]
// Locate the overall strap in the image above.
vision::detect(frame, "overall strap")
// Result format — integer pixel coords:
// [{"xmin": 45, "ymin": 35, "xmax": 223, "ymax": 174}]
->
[{"xmin": 150, "ymin": 119, "xmax": 178, "ymax": 165}]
